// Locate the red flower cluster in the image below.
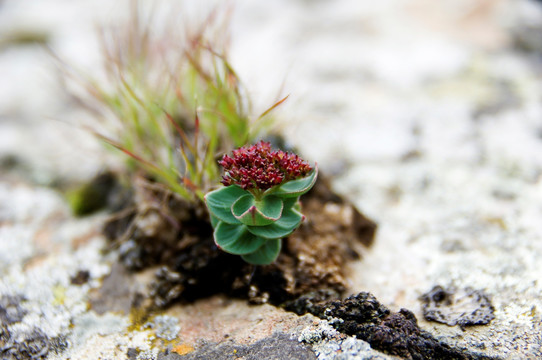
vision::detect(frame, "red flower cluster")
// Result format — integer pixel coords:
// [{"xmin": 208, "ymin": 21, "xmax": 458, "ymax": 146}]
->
[{"xmin": 219, "ymin": 141, "xmax": 312, "ymax": 191}]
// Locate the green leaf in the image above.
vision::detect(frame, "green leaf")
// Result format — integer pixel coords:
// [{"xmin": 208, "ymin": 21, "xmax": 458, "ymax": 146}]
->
[
  {"xmin": 241, "ymin": 239, "xmax": 282, "ymax": 265},
  {"xmin": 232, "ymin": 194, "xmax": 283, "ymax": 226},
  {"xmin": 214, "ymin": 221, "xmax": 265, "ymax": 255},
  {"xmin": 210, "ymin": 214, "xmax": 220, "ymax": 228},
  {"xmin": 246, "ymin": 204, "xmax": 303, "ymax": 239},
  {"xmin": 267, "ymin": 165, "xmax": 318, "ymax": 198},
  {"xmin": 282, "ymin": 197, "xmax": 299, "ymax": 210},
  {"xmin": 205, "ymin": 185, "xmax": 247, "ymax": 224},
  {"xmin": 231, "ymin": 194, "xmax": 254, "ymax": 214},
  {"xmin": 256, "ymin": 195, "xmax": 283, "ymax": 219}
]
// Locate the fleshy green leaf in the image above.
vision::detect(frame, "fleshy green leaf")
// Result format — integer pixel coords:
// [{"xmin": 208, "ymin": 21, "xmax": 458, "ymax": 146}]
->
[
  {"xmin": 282, "ymin": 197, "xmax": 299, "ymax": 211},
  {"xmin": 256, "ymin": 195, "xmax": 283, "ymax": 219},
  {"xmin": 210, "ymin": 214, "xmax": 220, "ymax": 228},
  {"xmin": 241, "ymin": 239, "xmax": 282, "ymax": 265},
  {"xmin": 231, "ymin": 194, "xmax": 254, "ymax": 216},
  {"xmin": 246, "ymin": 204, "xmax": 303, "ymax": 239},
  {"xmin": 205, "ymin": 185, "xmax": 247, "ymax": 224},
  {"xmin": 232, "ymin": 194, "xmax": 283, "ymax": 226},
  {"xmin": 266, "ymin": 165, "xmax": 318, "ymax": 198},
  {"xmin": 214, "ymin": 221, "xmax": 266, "ymax": 255}
]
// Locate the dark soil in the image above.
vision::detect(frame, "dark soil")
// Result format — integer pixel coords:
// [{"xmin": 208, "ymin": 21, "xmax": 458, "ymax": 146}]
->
[
  {"xmin": 103, "ymin": 175, "xmax": 377, "ymax": 307},
  {"xmin": 288, "ymin": 292, "xmax": 500, "ymax": 360}
]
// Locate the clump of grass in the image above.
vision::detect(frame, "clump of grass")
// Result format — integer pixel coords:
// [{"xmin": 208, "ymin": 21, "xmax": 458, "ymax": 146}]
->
[{"xmin": 62, "ymin": 2, "xmax": 286, "ymax": 201}]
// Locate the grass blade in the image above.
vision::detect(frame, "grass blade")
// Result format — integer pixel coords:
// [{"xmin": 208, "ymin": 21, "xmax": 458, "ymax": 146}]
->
[{"xmin": 258, "ymin": 94, "xmax": 289, "ymax": 121}]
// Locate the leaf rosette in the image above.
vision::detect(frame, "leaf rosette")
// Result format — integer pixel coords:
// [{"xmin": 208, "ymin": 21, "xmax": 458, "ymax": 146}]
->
[{"xmin": 204, "ymin": 142, "xmax": 317, "ymax": 265}]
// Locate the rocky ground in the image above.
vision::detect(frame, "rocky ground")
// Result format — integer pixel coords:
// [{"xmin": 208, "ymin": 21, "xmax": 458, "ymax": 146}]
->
[{"xmin": 1, "ymin": 0, "xmax": 542, "ymax": 359}]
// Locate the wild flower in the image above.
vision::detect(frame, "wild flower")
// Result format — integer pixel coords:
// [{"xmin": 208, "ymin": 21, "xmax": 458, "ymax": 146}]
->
[
  {"xmin": 219, "ymin": 141, "xmax": 312, "ymax": 193},
  {"xmin": 205, "ymin": 142, "xmax": 317, "ymax": 265}
]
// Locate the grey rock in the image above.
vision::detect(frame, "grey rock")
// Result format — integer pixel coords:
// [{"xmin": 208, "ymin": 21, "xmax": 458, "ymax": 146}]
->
[
  {"xmin": 145, "ymin": 315, "xmax": 181, "ymax": 341},
  {"xmin": 88, "ymin": 263, "xmax": 138, "ymax": 315},
  {"xmin": 420, "ymin": 286, "xmax": 495, "ymax": 328},
  {"xmin": 157, "ymin": 351, "xmax": 182, "ymax": 360},
  {"xmin": 0, "ymin": 295, "xmax": 27, "ymax": 325},
  {"xmin": 179, "ymin": 332, "xmax": 316, "ymax": 360}
]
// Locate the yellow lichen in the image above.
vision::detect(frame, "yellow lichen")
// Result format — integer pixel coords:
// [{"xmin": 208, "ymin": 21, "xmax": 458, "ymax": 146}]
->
[{"xmin": 172, "ymin": 343, "xmax": 195, "ymax": 355}]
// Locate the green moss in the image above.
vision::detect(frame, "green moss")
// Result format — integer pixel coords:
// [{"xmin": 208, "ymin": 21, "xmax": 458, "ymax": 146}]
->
[{"xmin": 67, "ymin": 172, "xmax": 116, "ymax": 217}]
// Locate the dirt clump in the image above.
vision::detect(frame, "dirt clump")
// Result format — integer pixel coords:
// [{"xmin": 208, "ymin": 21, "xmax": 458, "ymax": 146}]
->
[
  {"xmin": 102, "ymin": 176, "xmax": 376, "ymax": 307},
  {"xmin": 288, "ymin": 292, "xmax": 499, "ymax": 360}
]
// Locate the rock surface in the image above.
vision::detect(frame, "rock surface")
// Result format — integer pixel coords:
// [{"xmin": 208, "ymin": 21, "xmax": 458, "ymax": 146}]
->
[
  {"xmin": 2, "ymin": 0, "xmax": 542, "ymax": 359},
  {"xmin": 420, "ymin": 286, "xmax": 495, "ymax": 328}
]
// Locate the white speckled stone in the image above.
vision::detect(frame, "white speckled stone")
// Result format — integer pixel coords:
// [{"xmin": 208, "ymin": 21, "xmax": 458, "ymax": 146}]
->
[{"xmin": 1, "ymin": 0, "xmax": 542, "ymax": 359}]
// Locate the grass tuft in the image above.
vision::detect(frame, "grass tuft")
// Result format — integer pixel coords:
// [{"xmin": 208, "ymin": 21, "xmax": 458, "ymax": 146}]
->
[{"xmin": 60, "ymin": 1, "xmax": 286, "ymax": 202}]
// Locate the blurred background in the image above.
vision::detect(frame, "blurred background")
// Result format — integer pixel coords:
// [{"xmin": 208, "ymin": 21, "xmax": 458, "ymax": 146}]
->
[{"xmin": 2, "ymin": 0, "xmax": 542, "ymax": 189}]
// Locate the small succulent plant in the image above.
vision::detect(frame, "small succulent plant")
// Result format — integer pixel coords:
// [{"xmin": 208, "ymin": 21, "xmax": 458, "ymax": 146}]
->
[{"xmin": 204, "ymin": 141, "xmax": 317, "ymax": 265}]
